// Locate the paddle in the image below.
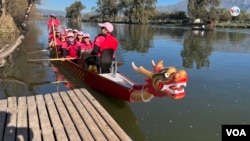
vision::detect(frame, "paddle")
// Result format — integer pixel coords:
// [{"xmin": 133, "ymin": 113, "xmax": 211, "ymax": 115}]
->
[
  {"xmin": 27, "ymin": 58, "xmax": 76, "ymax": 62},
  {"xmin": 51, "ymin": 20, "xmax": 58, "ymax": 58},
  {"xmin": 26, "ymin": 49, "xmax": 49, "ymax": 54}
]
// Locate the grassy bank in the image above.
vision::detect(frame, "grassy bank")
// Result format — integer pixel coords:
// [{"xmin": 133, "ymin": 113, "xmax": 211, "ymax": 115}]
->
[
  {"xmin": 0, "ymin": 15, "xmax": 19, "ymax": 34},
  {"xmin": 0, "ymin": 15, "xmax": 19, "ymax": 48}
]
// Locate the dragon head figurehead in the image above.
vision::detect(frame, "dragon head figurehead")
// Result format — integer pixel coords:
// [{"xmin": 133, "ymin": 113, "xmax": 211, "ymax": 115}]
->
[{"xmin": 132, "ymin": 60, "xmax": 188, "ymax": 100}]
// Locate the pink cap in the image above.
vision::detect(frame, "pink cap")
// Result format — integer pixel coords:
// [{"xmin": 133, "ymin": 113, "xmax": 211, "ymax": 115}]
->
[
  {"xmin": 60, "ymin": 31, "xmax": 66, "ymax": 36},
  {"xmin": 65, "ymin": 28, "xmax": 72, "ymax": 32},
  {"xmin": 50, "ymin": 13, "xmax": 56, "ymax": 17},
  {"xmin": 73, "ymin": 29, "xmax": 78, "ymax": 33},
  {"xmin": 77, "ymin": 31, "xmax": 84, "ymax": 36},
  {"xmin": 67, "ymin": 32, "xmax": 74, "ymax": 37},
  {"xmin": 98, "ymin": 22, "xmax": 114, "ymax": 32},
  {"xmin": 83, "ymin": 33, "xmax": 90, "ymax": 38}
]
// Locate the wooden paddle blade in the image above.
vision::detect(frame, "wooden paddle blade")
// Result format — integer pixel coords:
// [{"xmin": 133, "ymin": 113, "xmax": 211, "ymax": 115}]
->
[
  {"xmin": 27, "ymin": 58, "xmax": 75, "ymax": 62},
  {"xmin": 26, "ymin": 49, "xmax": 49, "ymax": 54}
]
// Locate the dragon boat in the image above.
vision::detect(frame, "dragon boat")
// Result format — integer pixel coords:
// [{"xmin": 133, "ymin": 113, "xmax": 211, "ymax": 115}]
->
[{"xmin": 50, "ymin": 50, "xmax": 188, "ymax": 102}]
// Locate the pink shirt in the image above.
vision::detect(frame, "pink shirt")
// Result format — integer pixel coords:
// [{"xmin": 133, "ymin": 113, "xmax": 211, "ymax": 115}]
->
[
  {"xmin": 77, "ymin": 41, "xmax": 93, "ymax": 52},
  {"xmin": 47, "ymin": 19, "xmax": 60, "ymax": 31},
  {"xmin": 94, "ymin": 36, "xmax": 105, "ymax": 47}
]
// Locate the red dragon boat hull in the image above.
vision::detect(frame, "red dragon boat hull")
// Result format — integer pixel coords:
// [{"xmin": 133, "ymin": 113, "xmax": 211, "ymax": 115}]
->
[
  {"xmin": 55, "ymin": 59, "xmax": 142, "ymax": 102},
  {"xmin": 49, "ymin": 49, "xmax": 187, "ymax": 102}
]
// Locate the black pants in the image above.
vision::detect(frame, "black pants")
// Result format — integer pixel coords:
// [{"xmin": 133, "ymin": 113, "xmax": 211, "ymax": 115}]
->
[{"xmin": 85, "ymin": 56, "xmax": 99, "ymax": 68}]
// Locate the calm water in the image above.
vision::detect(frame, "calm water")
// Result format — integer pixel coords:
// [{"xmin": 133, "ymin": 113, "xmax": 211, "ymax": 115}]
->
[{"xmin": 1, "ymin": 21, "xmax": 250, "ymax": 141}]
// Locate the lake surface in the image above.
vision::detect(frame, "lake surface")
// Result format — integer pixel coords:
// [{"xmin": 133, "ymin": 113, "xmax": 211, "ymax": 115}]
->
[{"xmin": 1, "ymin": 21, "xmax": 250, "ymax": 141}]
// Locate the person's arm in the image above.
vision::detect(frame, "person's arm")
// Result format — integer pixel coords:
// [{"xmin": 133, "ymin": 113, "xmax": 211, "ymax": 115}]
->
[
  {"xmin": 76, "ymin": 46, "xmax": 81, "ymax": 57},
  {"xmin": 91, "ymin": 45, "xmax": 100, "ymax": 55},
  {"xmin": 91, "ymin": 35, "xmax": 105, "ymax": 55}
]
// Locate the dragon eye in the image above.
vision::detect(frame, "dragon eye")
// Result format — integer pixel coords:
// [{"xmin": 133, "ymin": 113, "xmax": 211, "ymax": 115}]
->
[{"xmin": 164, "ymin": 73, "xmax": 169, "ymax": 78}]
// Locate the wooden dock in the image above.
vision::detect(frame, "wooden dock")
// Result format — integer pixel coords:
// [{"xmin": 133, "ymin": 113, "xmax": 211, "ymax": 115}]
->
[{"xmin": 0, "ymin": 88, "xmax": 132, "ymax": 141}]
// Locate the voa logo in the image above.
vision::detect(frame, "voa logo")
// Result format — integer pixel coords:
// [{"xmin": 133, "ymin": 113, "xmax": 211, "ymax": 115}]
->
[
  {"xmin": 230, "ymin": 6, "xmax": 240, "ymax": 16},
  {"xmin": 226, "ymin": 129, "xmax": 246, "ymax": 136}
]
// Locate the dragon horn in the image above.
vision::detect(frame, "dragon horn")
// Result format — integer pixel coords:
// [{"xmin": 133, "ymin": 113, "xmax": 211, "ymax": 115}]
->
[
  {"xmin": 154, "ymin": 60, "xmax": 165, "ymax": 71},
  {"xmin": 151, "ymin": 60, "xmax": 156, "ymax": 67},
  {"xmin": 132, "ymin": 62, "xmax": 153, "ymax": 78}
]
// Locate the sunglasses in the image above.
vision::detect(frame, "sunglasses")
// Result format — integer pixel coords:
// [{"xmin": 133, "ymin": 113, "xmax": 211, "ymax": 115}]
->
[{"xmin": 68, "ymin": 36, "xmax": 74, "ymax": 38}]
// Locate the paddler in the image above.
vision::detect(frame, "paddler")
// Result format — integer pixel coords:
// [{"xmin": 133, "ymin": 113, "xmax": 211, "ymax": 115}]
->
[
  {"xmin": 85, "ymin": 22, "xmax": 118, "ymax": 73},
  {"xmin": 47, "ymin": 13, "xmax": 61, "ymax": 33}
]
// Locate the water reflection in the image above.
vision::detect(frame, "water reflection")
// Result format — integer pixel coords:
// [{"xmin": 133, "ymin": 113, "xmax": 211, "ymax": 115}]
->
[
  {"xmin": 66, "ymin": 21, "xmax": 82, "ymax": 31},
  {"xmin": 181, "ymin": 29, "xmax": 213, "ymax": 69},
  {"xmin": 118, "ymin": 24, "xmax": 154, "ymax": 52},
  {"xmin": 152, "ymin": 26, "xmax": 186, "ymax": 38},
  {"xmin": 181, "ymin": 28, "xmax": 250, "ymax": 69},
  {"xmin": 0, "ymin": 22, "xmax": 71, "ymax": 99}
]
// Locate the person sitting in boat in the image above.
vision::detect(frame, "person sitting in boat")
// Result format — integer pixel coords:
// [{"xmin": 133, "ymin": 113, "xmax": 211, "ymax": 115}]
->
[
  {"xmin": 48, "ymin": 28, "xmax": 61, "ymax": 49},
  {"xmin": 73, "ymin": 29, "xmax": 78, "ymax": 39},
  {"xmin": 76, "ymin": 31, "xmax": 84, "ymax": 47},
  {"xmin": 47, "ymin": 13, "xmax": 61, "ymax": 33},
  {"xmin": 61, "ymin": 32, "xmax": 78, "ymax": 62},
  {"xmin": 57, "ymin": 31, "xmax": 67, "ymax": 55},
  {"xmin": 77, "ymin": 32, "xmax": 94, "ymax": 67},
  {"xmin": 85, "ymin": 22, "xmax": 118, "ymax": 73},
  {"xmin": 81, "ymin": 33, "xmax": 93, "ymax": 53},
  {"xmin": 65, "ymin": 28, "xmax": 73, "ymax": 34},
  {"xmin": 61, "ymin": 33, "xmax": 70, "ymax": 57}
]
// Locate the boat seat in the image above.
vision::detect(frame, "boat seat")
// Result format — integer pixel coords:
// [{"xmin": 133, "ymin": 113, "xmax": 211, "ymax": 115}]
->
[{"xmin": 99, "ymin": 48, "xmax": 114, "ymax": 73}]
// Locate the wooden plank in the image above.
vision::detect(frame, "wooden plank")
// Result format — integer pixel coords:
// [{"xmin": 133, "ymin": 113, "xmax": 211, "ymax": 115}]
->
[
  {"xmin": 78, "ymin": 88, "xmax": 132, "ymax": 141},
  {"xmin": 52, "ymin": 93, "xmax": 81, "ymax": 141},
  {"xmin": 16, "ymin": 97, "xmax": 28, "ymax": 141},
  {"xmin": 36, "ymin": 95, "xmax": 54, "ymax": 141},
  {"xmin": 27, "ymin": 96, "xmax": 42, "ymax": 141},
  {"xmin": 59, "ymin": 91, "xmax": 95, "ymax": 141},
  {"xmin": 44, "ymin": 94, "xmax": 68, "ymax": 141},
  {"xmin": 0, "ymin": 99, "xmax": 7, "ymax": 141},
  {"xmin": 4, "ymin": 97, "xmax": 17, "ymax": 141},
  {"xmin": 67, "ymin": 90, "xmax": 107, "ymax": 141},
  {"xmin": 74, "ymin": 89, "xmax": 120, "ymax": 141}
]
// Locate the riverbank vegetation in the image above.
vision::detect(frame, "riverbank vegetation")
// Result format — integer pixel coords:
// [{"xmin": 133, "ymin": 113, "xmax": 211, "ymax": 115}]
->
[
  {"xmin": 61, "ymin": 0, "xmax": 250, "ymax": 28},
  {"xmin": 0, "ymin": 0, "xmax": 41, "ymax": 46},
  {"xmin": 0, "ymin": 0, "xmax": 41, "ymax": 67}
]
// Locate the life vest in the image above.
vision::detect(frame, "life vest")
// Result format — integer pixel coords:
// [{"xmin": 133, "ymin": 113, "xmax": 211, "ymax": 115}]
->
[
  {"xmin": 67, "ymin": 41, "xmax": 78, "ymax": 58},
  {"xmin": 61, "ymin": 40, "xmax": 68, "ymax": 49},
  {"xmin": 81, "ymin": 41, "xmax": 93, "ymax": 52},
  {"xmin": 94, "ymin": 34, "xmax": 118, "ymax": 57}
]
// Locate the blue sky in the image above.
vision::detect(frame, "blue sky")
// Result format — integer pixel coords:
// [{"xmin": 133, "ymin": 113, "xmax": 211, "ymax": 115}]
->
[{"xmin": 37, "ymin": 0, "xmax": 182, "ymax": 12}]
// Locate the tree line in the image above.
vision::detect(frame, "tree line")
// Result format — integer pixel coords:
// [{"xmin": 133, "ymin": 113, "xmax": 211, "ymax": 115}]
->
[
  {"xmin": 65, "ymin": 0, "xmax": 250, "ymax": 24},
  {"xmin": 1, "ymin": 0, "xmax": 250, "ymax": 27}
]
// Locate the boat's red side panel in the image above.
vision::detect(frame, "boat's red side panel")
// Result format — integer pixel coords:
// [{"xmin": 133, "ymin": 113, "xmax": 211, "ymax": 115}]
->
[{"xmin": 61, "ymin": 60, "xmax": 133, "ymax": 101}]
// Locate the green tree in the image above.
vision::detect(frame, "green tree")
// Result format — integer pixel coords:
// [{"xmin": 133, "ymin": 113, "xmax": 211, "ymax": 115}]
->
[
  {"xmin": 96, "ymin": 0, "xmax": 118, "ymax": 22},
  {"xmin": 129, "ymin": 0, "xmax": 157, "ymax": 24},
  {"xmin": 188, "ymin": 0, "xmax": 221, "ymax": 20},
  {"xmin": 95, "ymin": 0, "xmax": 157, "ymax": 23},
  {"xmin": 238, "ymin": 10, "xmax": 250, "ymax": 21},
  {"xmin": 65, "ymin": 1, "xmax": 85, "ymax": 21},
  {"xmin": 217, "ymin": 8, "xmax": 231, "ymax": 22}
]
